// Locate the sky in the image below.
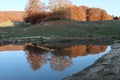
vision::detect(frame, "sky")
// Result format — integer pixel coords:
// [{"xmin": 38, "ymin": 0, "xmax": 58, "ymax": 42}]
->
[{"xmin": 0, "ymin": 0, "xmax": 119, "ymax": 16}]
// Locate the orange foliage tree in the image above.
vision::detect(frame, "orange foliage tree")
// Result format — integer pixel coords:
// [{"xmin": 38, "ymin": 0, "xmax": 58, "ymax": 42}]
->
[
  {"xmin": 44, "ymin": 5, "xmax": 86, "ymax": 21},
  {"xmin": 65, "ymin": 6, "xmax": 86, "ymax": 21},
  {"xmin": 24, "ymin": 0, "xmax": 113, "ymax": 24},
  {"xmin": 86, "ymin": 8, "xmax": 111, "ymax": 21},
  {"xmin": 24, "ymin": 0, "xmax": 46, "ymax": 24},
  {"xmin": 80, "ymin": 6, "xmax": 89, "ymax": 13},
  {"xmin": 119, "ymin": 16, "xmax": 120, "ymax": 20},
  {"xmin": 86, "ymin": 8, "xmax": 102, "ymax": 21}
]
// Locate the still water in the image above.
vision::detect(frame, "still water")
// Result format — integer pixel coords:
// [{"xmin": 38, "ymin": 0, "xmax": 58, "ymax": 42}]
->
[{"xmin": 0, "ymin": 44, "xmax": 111, "ymax": 80}]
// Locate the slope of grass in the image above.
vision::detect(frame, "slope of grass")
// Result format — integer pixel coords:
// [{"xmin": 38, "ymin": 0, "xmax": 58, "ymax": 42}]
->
[{"xmin": 0, "ymin": 20, "xmax": 120, "ymax": 39}]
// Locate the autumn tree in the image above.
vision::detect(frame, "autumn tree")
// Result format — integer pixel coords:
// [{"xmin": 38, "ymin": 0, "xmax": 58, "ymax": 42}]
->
[
  {"xmin": 24, "ymin": 0, "xmax": 46, "ymax": 24},
  {"xmin": 86, "ymin": 8, "xmax": 102, "ymax": 21},
  {"xmin": 86, "ymin": 8, "xmax": 111, "ymax": 21},
  {"xmin": 45, "ymin": 0, "xmax": 73, "ymax": 20},
  {"xmin": 118, "ymin": 16, "xmax": 120, "ymax": 20},
  {"xmin": 101, "ymin": 9, "xmax": 111, "ymax": 20},
  {"xmin": 48, "ymin": 0, "xmax": 72, "ymax": 12},
  {"xmin": 65, "ymin": 6, "xmax": 86, "ymax": 21},
  {"xmin": 80, "ymin": 6, "xmax": 89, "ymax": 12}
]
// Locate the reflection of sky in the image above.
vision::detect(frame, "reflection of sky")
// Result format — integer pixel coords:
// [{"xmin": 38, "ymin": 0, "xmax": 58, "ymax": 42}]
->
[{"xmin": 0, "ymin": 46, "xmax": 111, "ymax": 80}]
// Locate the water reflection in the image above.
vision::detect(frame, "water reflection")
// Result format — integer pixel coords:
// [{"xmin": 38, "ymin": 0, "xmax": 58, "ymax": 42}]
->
[
  {"xmin": 53, "ymin": 45, "xmax": 107, "ymax": 58},
  {"xmin": 50, "ymin": 53, "xmax": 72, "ymax": 71},
  {"xmin": 0, "ymin": 44, "xmax": 110, "ymax": 80},
  {"xmin": 23, "ymin": 44, "xmax": 107, "ymax": 71},
  {"xmin": 25, "ymin": 45, "xmax": 48, "ymax": 70},
  {"xmin": 0, "ymin": 44, "xmax": 108, "ymax": 71}
]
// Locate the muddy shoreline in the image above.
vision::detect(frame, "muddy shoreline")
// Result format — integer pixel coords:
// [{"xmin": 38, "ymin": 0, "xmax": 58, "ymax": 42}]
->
[
  {"xmin": 63, "ymin": 43, "xmax": 120, "ymax": 80},
  {"xmin": 0, "ymin": 37, "xmax": 114, "ymax": 46}
]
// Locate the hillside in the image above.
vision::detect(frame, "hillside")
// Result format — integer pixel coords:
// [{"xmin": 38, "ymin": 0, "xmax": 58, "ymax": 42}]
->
[
  {"xmin": 0, "ymin": 11, "xmax": 25, "ymax": 23},
  {"xmin": 0, "ymin": 6, "xmax": 115, "ymax": 24},
  {"xmin": 0, "ymin": 20, "xmax": 120, "ymax": 39}
]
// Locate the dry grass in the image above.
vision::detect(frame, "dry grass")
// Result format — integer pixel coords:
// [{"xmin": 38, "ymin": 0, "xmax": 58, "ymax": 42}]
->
[
  {"xmin": 0, "ymin": 21, "xmax": 14, "ymax": 27},
  {"xmin": 0, "ymin": 21, "xmax": 28, "ymax": 28}
]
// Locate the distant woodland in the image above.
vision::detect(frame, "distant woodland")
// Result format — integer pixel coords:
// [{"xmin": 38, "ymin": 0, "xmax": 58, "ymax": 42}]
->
[{"xmin": 0, "ymin": 0, "xmax": 120, "ymax": 24}]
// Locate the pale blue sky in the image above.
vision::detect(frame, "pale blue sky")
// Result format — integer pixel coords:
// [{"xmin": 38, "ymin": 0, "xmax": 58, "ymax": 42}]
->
[{"xmin": 0, "ymin": 0, "xmax": 119, "ymax": 16}]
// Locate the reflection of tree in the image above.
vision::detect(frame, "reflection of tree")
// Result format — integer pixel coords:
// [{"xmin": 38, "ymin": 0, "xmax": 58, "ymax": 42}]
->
[
  {"xmin": 87, "ymin": 45, "xmax": 107, "ymax": 54},
  {"xmin": 48, "ymin": 45, "xmax": 107, "ymax": 71},
  {"xmin": 49, "ymin": 54, "xmax": 72, "ymax": 71},
  {"xmin": 53, "ymin": 45, "xmax": 108, "ymax": 58},
  {"xmin": 26, "ymin": 52, "xmax": 46, "ymax": 70},
  {"xmin": 24, "ymin": 44, "xmax": 72, "ymax": 71},
  {"xmin": 0, "ymin": 44, "xmax": 108, "ymax": 71},
  {"xmin": 25, "ymin": 44, "xmax": 48, "ymax": 71},
  {"xmin": 25, "ymin": 45, "xmax": 73, "ymax": 71},
  {"xmin": 71, "ymin": 45, "xmax": 87, "ymax": 57}
]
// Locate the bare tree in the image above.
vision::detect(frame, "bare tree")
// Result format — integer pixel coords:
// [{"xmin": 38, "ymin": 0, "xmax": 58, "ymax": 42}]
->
[
  {"xmin": 24, "ymin": 0, "xmax": 46, "ymax": 24},
  {"xmin": 48, "ymin": 0, "xmax": 72, "ymax": 12},
  {"xmin": 25, "ymin": 0, "xmax": 45, "ymax": 14}
]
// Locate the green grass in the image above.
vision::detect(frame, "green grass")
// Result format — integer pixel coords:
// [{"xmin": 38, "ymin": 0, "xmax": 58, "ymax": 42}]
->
[{"xmin": 0, "ymin": 20, "xmax": 120, "ymax": 39}]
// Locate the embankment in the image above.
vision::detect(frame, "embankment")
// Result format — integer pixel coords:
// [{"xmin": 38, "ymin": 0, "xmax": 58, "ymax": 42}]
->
[{"xmin": 63, "ymin": 43, "xmax": 120, "ymax": 80}]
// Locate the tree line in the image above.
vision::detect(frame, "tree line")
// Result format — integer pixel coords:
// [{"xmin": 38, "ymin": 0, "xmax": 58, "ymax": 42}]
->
[{"xmin": 24, "ymin": 0, "xmax": 119, "ymax": 24}]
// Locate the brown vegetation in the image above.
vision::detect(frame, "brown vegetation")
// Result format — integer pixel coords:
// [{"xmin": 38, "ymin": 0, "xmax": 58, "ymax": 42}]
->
[
  {"xmin": 80, "ymin": 6, "xmax": 89, "ymax": 12},
  {"xmin": 86, "ymin": 8, "xmax": 112, "ymax": 21},
  {"xmin": 23, "ymin": 0, "xmax": 113, "ymax": 24},
  {"xmin": 24, "ymin": 0, "xmax": 46, "ymax": 24},
  {"xmin": 119, "ymin": 16, "xmax": 120, "ymax": 20},
  {"xmin": 42, "ymin": 6, "xmax": 112, "ymax": 22},
  {"xmin": 0, "ymin": 11, "xmax": 24, "ymax": 23},
  {"xmin": 54, "ymin": 45, "xmax": 108, "ymax": 58},
  {"xmin": 24, "ymin": 13, "xmax": 48, "ymax": 24},
  {"xmin": 66, "ymin": 6, "xmax": 86, "ymax": 21},
  {"xmin": 0, "ymin": 2, "xmax": 116, "ymax": 24},
  {"xmin": 42, "ymin": 6, "xmax": 86, "ymax": 21}
]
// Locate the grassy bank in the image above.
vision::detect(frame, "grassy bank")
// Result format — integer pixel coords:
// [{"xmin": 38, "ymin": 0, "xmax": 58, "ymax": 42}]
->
[{"xmin": 0, "ymin": 20, "xmax": 120, "ymax": 39}]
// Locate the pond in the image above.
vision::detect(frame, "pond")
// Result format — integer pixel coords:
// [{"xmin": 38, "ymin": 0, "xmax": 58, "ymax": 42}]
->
[{"xmin": 0, "ymin": 44, "xmax": 111, "ymax": 80}]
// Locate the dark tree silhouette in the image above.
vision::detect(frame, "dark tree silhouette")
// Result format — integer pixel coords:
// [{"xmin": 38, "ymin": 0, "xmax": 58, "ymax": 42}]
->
[{"xmin": 113, "ymin": 16, "xmax": 119, "ymax": 20}]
